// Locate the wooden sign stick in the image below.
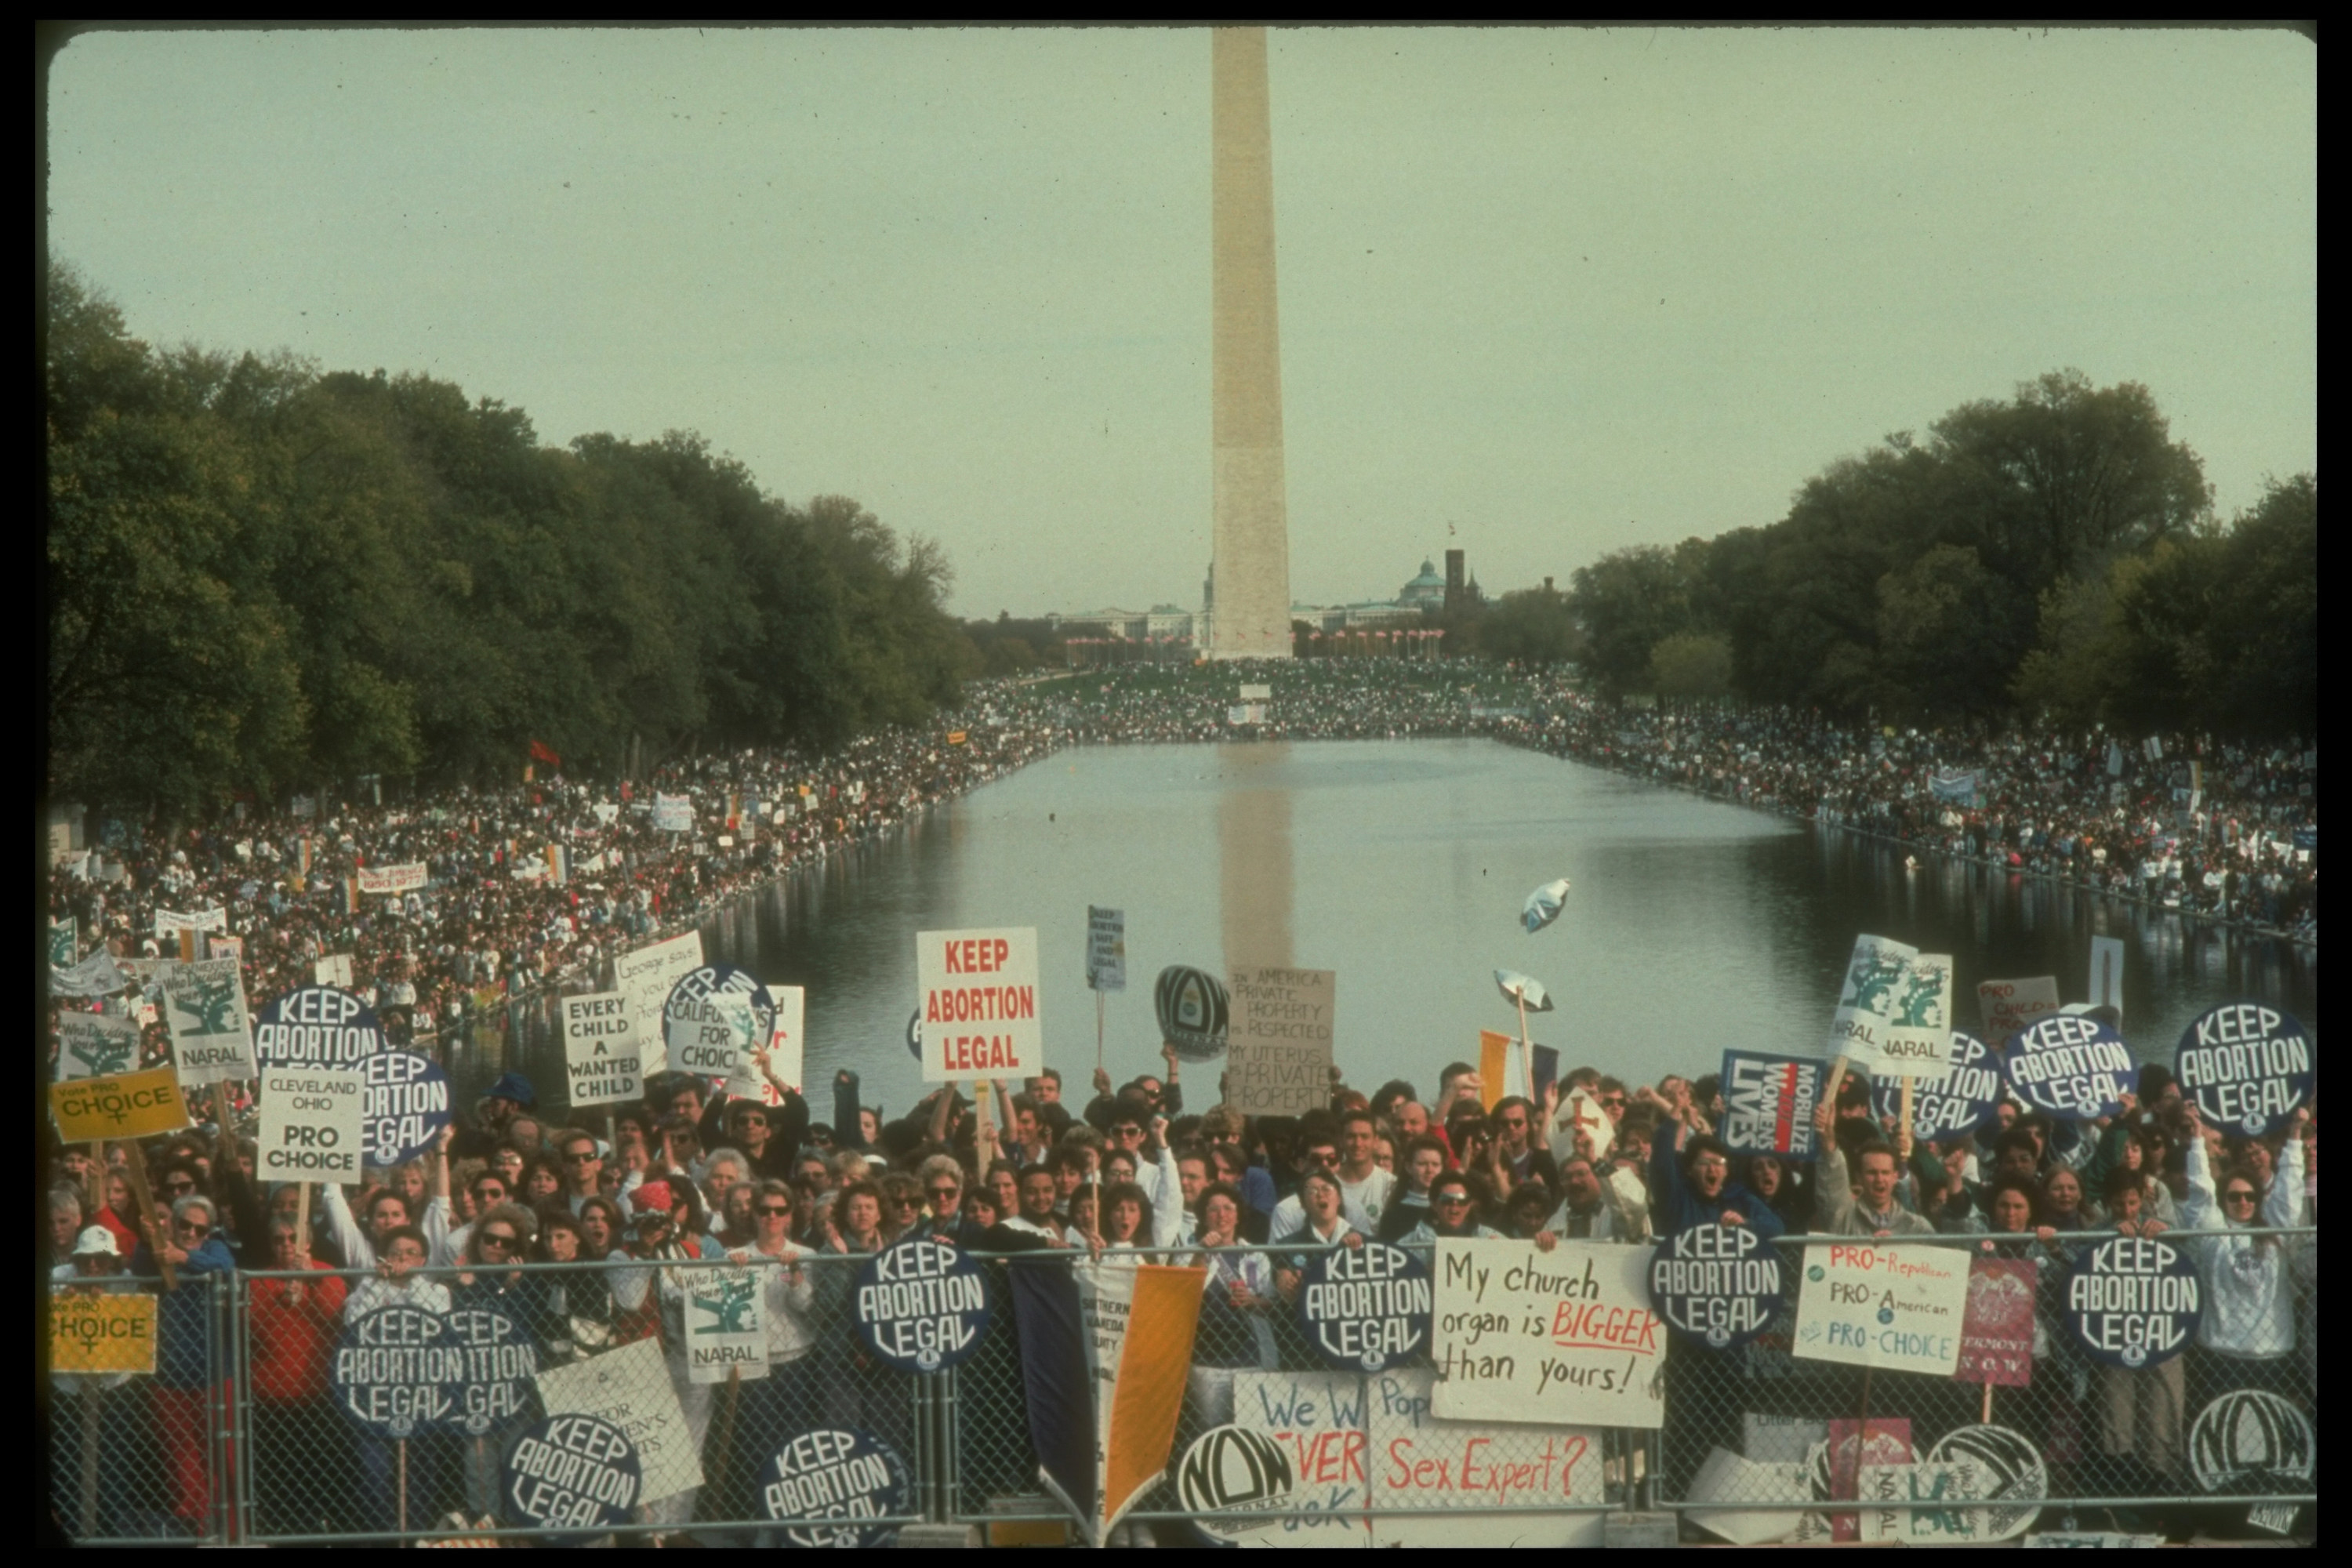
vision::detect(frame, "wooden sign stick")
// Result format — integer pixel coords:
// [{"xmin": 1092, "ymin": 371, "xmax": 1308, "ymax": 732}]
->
[
  {"xmin": 1515, "ymin": 990, "xmax": 1535, "ymax": 1105},
  {"xmin": 118, "ymin": 1146, "xmax": 173, "ymax": 1290}
]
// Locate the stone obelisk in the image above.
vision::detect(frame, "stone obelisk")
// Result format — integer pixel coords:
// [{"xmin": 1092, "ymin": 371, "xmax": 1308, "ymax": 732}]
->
[{"xmin": 1208, "ymin": 26, "xmax": 1292, "ymax": 659}]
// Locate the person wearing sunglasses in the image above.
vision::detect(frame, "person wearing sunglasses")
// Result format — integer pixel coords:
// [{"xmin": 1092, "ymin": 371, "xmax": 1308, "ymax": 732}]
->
[
  {"xmin": 911, "ymin": 1155, "xmax": 989, "ymax": 1249},
  {"xmin": 2178, "ymin": 1102, "xmax": 2308, "ymax": 1399},
  {"xmin": 130, "ymin": 1193, "xmax": 238, "ymax": 1534},
  {"xmin": 719, "ymin": 1177, "xmax": 821, "ymax": 1516},
  {"xmin": 1273, "ymin": 1169, "xmax": 1366, "ymax": 1304},
  {"xmin": 1390, "ymin": 1173, "xmax": 1503, "ymax": 1269}
]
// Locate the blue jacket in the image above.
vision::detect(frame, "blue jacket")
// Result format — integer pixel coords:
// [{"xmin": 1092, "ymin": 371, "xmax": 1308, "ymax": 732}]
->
[
  {"xmin": 131, "ymin": 1236, "xmax": 237, "ymax": 1388},
  {"xmin": 1650, "ymin": 1123, "xmax": 1787, "ymax": 1243}
]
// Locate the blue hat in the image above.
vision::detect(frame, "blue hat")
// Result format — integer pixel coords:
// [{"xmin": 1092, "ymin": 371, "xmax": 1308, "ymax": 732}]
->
[{"xmin": 489, "ymin": 1072, "xmax": 537, "ymax": 1109}]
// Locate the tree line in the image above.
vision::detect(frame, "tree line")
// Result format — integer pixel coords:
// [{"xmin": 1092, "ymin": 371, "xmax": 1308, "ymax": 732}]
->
[
  {"xmin": 45, "ymin": 262, "xmax": 969, "ymax": 817},
  {"xmin": 1489, "ymin": 371, "xmax": 2312, "ymax": 739}
]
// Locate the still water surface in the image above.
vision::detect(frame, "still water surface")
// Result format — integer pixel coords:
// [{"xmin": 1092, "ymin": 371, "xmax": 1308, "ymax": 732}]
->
[{"xmin": 477, "ymin": 741, "xmax": 2318, "ymax": 1120}]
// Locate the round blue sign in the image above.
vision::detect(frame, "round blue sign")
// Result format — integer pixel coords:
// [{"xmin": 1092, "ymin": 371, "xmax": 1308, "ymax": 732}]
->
[
  {"xmin": 854, "ymin": 1237, "xmax": 993, "ymax": 1372},
  {"xmin": 254, "ymin": 984, "xmax": 384, "ymax": 1071},
  {"xmin": 2002, "ymin": 1014, "xmax": 2135, "ymax": 1121},
  {"xmin": 504, "ymin": 1414, "xmax": 642, "ymax": 1534},
  {"xmin": 1295, "ymin": 1240, "xmax": 1432, "ymax": 1372},
  {"xmin": 2063, "ymin": 1235, "xmax": 2201, "ymax": 1370},
  {"xmin": 363, "ymin": 1048, "xmax": 454, "ymax": 1164},
  {"xmin": 1649, "ymin": 1223, "xmax": 1784, "ymax": 1350},
  {"xmin": 1875, "ymin": 1031, "xmax": 2005, "ymax": 1139},
  {"xmin": 761, "ymin": 1428, "xmax": 910, "ymax": 1548},
  {"xmin": 334, "ymin": 1304, "xmax": 459, "ymax": 1438},
  {"xmin": 443, "ymin": 1303, "xmax": 538, "ymax": 1435},
  {"xmin": 906, "ymin": 1008, "xmax": 923, "ymax": 1061},
  {"xmin": 2174, "ymin": 1002, "xmax": 2314, "ymax": 1138}
]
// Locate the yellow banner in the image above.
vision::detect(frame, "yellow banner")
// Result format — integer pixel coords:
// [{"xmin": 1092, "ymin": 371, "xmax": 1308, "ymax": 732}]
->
[
  {"xmin": 49, "ymin": 1292, "xmax": 158, "ymax": 1375},
  {"xmin": 49, "ymin": 1065, "xmax": 191, "ymax": 1142},
  {"xmin": 1479, "ymin": 1030, "xmax": 1512, "ymax": 1110}
]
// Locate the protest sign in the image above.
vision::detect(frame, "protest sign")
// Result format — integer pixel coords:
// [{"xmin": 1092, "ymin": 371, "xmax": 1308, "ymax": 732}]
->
[
  {"xmin": 445, "ymin": 1306, "xmax": 538, "ymax": 1433},
  {"xmin": 1922, "ymin": 1425, "xmax": 2046, "ymax": 1541},
  {"xmin": 856, "ymin": 1238, "xmax": 992, "ymax": 1372},
  {"xmin": 2002, "ymin": 1013, "xmax": 2133, "ymax": 1121},
  {"xmin": 2088, "ymin": 936, "xmax": 2125, "ymax": 1017},
  {"xmin": 1296, "ymin": 1240, "xmax": 1431, "ymax": 1372},
  {"xmin": 362, "ymin": 1050, "xmax": 455, "ymax": 1163},
  {"xmin": 314, "ymin": 953, "xmax": 355, "ymax": 989},
  {"xmin": 1857, "ymin": 1459, "xmax": 2023, "ymax": 1544},
  {"xmin": 652, "ymin": 793, "xmax": 694, "ymax": 832},
  {"xmin": 1550, "ymin": 1088, "xmax": 1613, "ymax": 1165},
  {"xmin": 1649, "ymin": 1224, "xmax": 1784, "ymax": 1350},
  {"xmin": 1225, "ymin": 966, "xmax": 1334, "ymax": 1117},
  {"xmin": 258, "ymin": 1066, "xmax": 366, "ymax": 1183},
  {"xmin": 51, "ymin": 1065, "xmax": 191, "ymax": 1142},
  {"xmin": 356, "ymin": 862, "xmax": 428, "ymax": 895},
  {"xmin": 1955, "ymin": 1257, "xmax": 2037, "ymax": 1387},
  {"xmin": 1818, "ymin": 1417, "xmax": 1913, "ymax": 1541},
  {"xmin": 536, "ymin": 1339, "xmax": 700, "ymax": 1505},
  {"xmin": 152, "ymin": 906, "xmax": 227, "ymax": 937},
  {"xmin": 2063, "ymin": 1237, "xmax": 2201, "ymax": 1370},
  {"xmin": 50, "ymin": 1292, "xmax": 158, "ymax": 1376},
  {"xmin": 2187, "ymin": 1390, "xmax": 2314, "ymax": 1497},
  {"xmin": 1086, "ymin": 906, "xmax": 1125, "ymax": 992},
  {"xmin": 666, "ymin": 989, "xmax": 753, "ymax": 1082},
  {"xmin": 683, "ymin": 1263, "xmax": 768, "ymax": 1385},
  {"xmin": 1791, "ymin": 1241, "xmax": 1968, "ymax": 1375},
  {"xmin": 2173, "ymin": 1002, "xmax": 2313, "ymax": 1137},
  {"xmin": 336, "ymin": 1305, "xmax": 459, "ymax": 1437},
  {"xmin": 561, "ymin": 991, "xmax": 642, "ymax": 1109},
  {"xmin": 1685, "ymin": 1446, "xmax": 1813, "ymax": 1544},
  {"xmin": 207, "ymin": 934, "xmax": 243, "ymax": 964},
  {"xmin": 160, "ymin": 958, "xmax": 254, "ymax": 1084},
  {"xmin": 615, "ymin": 932, "xmax": 704, "ymax": 1076},
  {"xmin": 1719, "ymin": 1051, "xmax": 1823, "ymax": 1157},
  {"xmin": 916, "ymin": 927, "xmax": 1042, "ymax": 1080},
  {"xmin": 1879, "ymin": 953, "xmax": 1958, "ymax": 1083},
  {"xmin": 1153, "ymin": 965, "xmax": 1229, "ymax": 1061},
  {"xmin": 1213, "ymin": 1367, "xmax": 1607, "ymax": 1548},
  {"xmin": 1239, "ymin": 681, "xmax": 1272, "ymax": 700},
  {"xmin": 746, "ymin": 983, "xmax": 805, "ymax": 1098},
  {"xmin": 1876, "ymin": 1032, "xmax": 2004, "ymax": 1140},
  {"xmin": 503, "ymin": 1414, "xmax": 642, "ymax": 1534},
  {"xmin": 1978, "ymin": 975, "xmax": 2061, "ymax": 1045},
  {"xmin": 1431, "ymin": 1239, "xmax": 1664, "ymax": 1428},
  {"xmin": 761, "ymin": 1428, "xmax": 910, "ymax": 1548},
  {"xmin": 49, "ymin": 915, "xmax": 76, "ymax": 966},
  {"xmin": 56, "ymin": 1012, "xmax": 141, "ymax": 1081},
  {"xmin": 1825, "ymin": 935, "xmax": 1918, "ymax": 1065},
  {"xmin": 49, "ymin": 949, "xmax": 131, "ymax": 999}
]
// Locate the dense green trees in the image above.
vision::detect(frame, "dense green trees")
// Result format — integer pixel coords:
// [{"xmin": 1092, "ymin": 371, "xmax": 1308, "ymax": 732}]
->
[
  {"xmin": 1556, "ymin": 371, "xmax": 2314, "ymax": 738},
  {"xmin": 45, "ymin": 262, "xmax": 965, "ymax": 815}
]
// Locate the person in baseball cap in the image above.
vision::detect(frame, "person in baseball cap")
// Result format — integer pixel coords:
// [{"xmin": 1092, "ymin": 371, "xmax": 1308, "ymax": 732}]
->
[{"xmin": 453, "ymin": 1073, "xmax": 539, "ymax": 1160}]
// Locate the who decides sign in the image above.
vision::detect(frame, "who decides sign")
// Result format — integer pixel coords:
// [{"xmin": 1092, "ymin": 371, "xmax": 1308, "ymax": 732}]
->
[{"xmin": 916, "ymin": 927, "xmax": 1040, "ymax": 1080}]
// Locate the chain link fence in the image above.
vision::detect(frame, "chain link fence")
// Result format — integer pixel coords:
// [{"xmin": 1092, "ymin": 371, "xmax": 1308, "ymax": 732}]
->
[{"xmin": 47, "ymin": 1231, "xmax": 2316, "ymax": 1544}]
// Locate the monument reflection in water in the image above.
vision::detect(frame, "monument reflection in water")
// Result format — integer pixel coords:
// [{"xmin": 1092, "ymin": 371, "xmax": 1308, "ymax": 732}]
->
[{"xmin": 469, "ymin": 741, "xmax": 2316, "ymax": 1121}]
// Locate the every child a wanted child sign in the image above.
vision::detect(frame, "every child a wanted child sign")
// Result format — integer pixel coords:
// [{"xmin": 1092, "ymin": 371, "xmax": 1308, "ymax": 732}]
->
[{"xmin": 916, "ymin": 927, "xmax": 1040, "ymax": 1080}]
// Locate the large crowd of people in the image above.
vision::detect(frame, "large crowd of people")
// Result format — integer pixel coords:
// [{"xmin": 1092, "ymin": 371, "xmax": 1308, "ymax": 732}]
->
[{"xmin": 45, "ymin": 657, "xmax": 2318, "ymax": 1541}]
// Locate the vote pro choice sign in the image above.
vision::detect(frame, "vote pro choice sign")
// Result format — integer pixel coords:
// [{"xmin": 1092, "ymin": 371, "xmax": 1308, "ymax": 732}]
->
[
  {"xmin": 255, "ymin": 985, "xmax": 452, "ymax": 1163},
  {"xmin": 2174, "ymin": 1003, "xmax": 2314, "ymax": 1138},
  {"xmin": 1296, "ymin": 1240, "xmax": 1432, "ymax": 1372}
]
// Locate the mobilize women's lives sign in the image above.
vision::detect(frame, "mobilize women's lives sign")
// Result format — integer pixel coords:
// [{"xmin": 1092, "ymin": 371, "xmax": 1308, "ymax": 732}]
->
[{"xmin": 916, "ymin": 928, "xmax": 1040, "ymax": 1080}]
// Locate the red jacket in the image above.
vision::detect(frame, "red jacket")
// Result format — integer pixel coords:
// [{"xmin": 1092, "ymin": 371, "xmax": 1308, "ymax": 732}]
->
[{"xmin": 247, "ymin": 1262, "xmax": 347, "ymax": 1403}]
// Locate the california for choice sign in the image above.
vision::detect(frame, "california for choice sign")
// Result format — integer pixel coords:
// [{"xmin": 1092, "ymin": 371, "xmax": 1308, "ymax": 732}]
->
[{"xmin": 915, "ymin": 927, "xmax": 1040, "ymax": 1080}]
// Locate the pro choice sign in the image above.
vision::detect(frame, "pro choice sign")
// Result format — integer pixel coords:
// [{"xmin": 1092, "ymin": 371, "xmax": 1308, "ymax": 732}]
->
[{"xmin": 914, "ymin": 927, "xmax": 1040, "ymax": 1080}]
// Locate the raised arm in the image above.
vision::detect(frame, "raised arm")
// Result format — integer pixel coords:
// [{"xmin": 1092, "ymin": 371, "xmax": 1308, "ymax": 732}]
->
[{"xmin": 2263, "ymin": 1111, "xmax": 2308, "ymax": 1229}]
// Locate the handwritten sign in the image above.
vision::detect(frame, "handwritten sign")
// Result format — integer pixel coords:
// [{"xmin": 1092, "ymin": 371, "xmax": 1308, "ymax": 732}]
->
[
  {"xmin": 652, "ymin": 793, "xmax": 694, "ymax": 832},
  {"xmin": 1792, "ymin": 1242, "xmax": 1968, "ymax": 1376},
  {"xmin": 1719, "ymin": 1051, "xmax": 1822, "ymax": 1157},
  {"xmin": 2003, "ymin": 1014, "xmax": 2133, "ymax": 1121},
  {"xmin": 2173, "ymin": 1003, "xmax": 2313, "ymax": 1138},
  {"xmin": 1086, "ymin": 906, "xmax": 1126, "ymax": 993},
  {"xmin": 1432, "ymin": 1239, "xmax": 1664, "ymax": 1429},
  {"xmin": 855, "ymin": 1239, "xmax": 992, "ymax": 1373},
  {"xmin": 1225, "ymin": 966, "xmax": 1334, "ymax": 1118},
  {"xmin": 160, "ymin": 958, "xmax": 254, "ymax": 1084},
  {"xmin": 536, "ymin": 1340, "xmax": 700, "ymax": 1505},
  {"xmin": 50, "ymin": 1292, "xmax": 158, "ymax": 1375},
  {"xmin": 615, "ymin": 933, "xmax": 704, "ymax": 1076},
  {"xmin": 561, "ymin": 991, "xmax": 642, "ymax": 1109},
  {"xmin": 916, "ymin": 927, "xmax": 1042, "ymax": 1080},
  {"xmin": 1878, "ymin": 954, "xmax": 1958, "ymax": 1081},
  {"xmin": 1826, "ymin": 935, "xmax": 1918, "ymax": 1065},
  {"xmin": 2063, "ymin": 1237, "xmax": 2200, "ymax": 1370},
  {"xmin": 1977, "ymin": 975, "xmax": 2061, "ymax": 1047},
  {"xmin": 1296, "ymin": 1240, "xmax": 1432, "ymax": 1372},
  {"xmin": 1875, "ymin": 1032, "xmax": 2004, "ymax": 1140},
  {"xmin": 259, "ymin": 1066, "xmax": 366, "ymax": 1183},
  {"xmin": 1649, "ymin": 1224, "xmax": 1784, "ymax": 1350},
  {"xmin": 356, "ymin": 862, "xmax": 428, "ymax": 895},
  {"xmin": 51, "ymin": 1065, "xmax": 191, "ymax": 1142},
  {"xmin": 1955, "ymin": 1257, "xmax": 2037, "ymax": 1387}
]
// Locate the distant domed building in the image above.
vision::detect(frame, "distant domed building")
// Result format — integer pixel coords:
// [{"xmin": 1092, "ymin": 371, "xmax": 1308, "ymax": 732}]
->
[{"xmin": 1398, "ymin": 558, "xmax": 1447, "ymax": 608}]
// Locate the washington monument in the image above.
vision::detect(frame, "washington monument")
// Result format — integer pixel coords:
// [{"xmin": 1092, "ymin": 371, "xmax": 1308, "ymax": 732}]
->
[{"xmin": 1207, "ymin": 27, "xmax": 1292, "ymax": 659}]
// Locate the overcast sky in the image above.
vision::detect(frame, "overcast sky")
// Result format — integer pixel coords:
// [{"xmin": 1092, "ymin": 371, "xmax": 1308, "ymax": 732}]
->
[{"xmin": 45, "ymin": 25, "xmax": 2314, "ymax": 619}]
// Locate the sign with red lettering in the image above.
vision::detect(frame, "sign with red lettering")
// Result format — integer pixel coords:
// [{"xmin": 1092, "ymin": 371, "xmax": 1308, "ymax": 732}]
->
[
  {"xmin": 1792, "ymin": 1242, "xmax": 1968, "ymax": 1376},
  {"xmin": 915, "ymin": 927, "xmax": 1041, "ymax": 1081},
  {"xmin": 1430, "ymin": 1239, "xmax": 1665, "ymax": 1429},
  {"xmin": 1955, "ymin": 1257, "xmax": 2036, "ymax": 1387}
]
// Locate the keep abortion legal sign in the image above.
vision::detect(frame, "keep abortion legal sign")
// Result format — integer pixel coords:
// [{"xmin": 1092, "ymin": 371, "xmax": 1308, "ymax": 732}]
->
[{"xmin": 916, "ymin": 928, "xmax": 1041, "ymax": 1080}]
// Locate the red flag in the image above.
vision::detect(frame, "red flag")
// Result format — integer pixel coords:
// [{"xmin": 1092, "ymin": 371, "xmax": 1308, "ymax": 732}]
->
[{"xmin": 529, "ymin": 739, "xmax": 562, "ymax": 766}]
